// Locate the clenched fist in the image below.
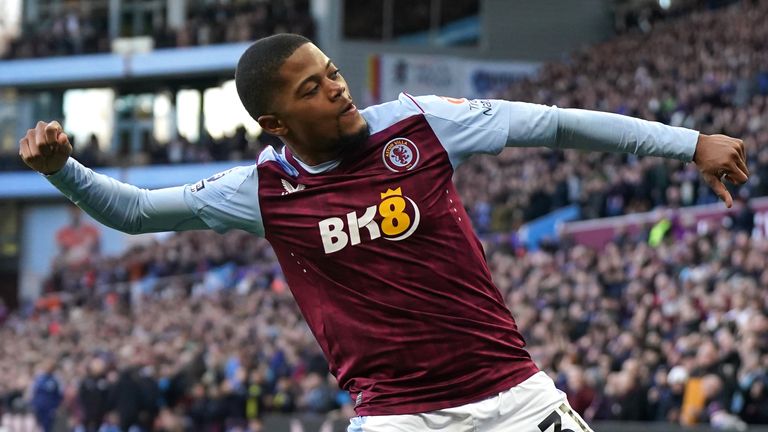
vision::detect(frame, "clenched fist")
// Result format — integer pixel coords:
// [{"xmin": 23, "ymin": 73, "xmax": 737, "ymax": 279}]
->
[
  {"xmin": 692, "ymin": 134, "xmax": 749, "ymax": 208},
  {"xmin": 19, "ymin": 121, "xmax": 73, "ymax": 175}
]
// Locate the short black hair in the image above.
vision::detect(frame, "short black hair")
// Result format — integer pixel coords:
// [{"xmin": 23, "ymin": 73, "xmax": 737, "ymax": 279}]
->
[{"xmin": 235, "ymin": 33, "xmax": 312, "ymax": 120}]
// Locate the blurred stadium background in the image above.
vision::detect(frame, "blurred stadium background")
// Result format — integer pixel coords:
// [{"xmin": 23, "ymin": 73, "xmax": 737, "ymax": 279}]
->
[{"xmin": 0, "ymin": 0, "xmax": 767, "ymax": 431}]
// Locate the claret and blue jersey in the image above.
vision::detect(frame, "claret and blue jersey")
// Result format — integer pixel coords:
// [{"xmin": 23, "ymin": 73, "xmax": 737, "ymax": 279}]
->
[
  {"xmin": 47, "ymin": 92, "xmax": 697, "ymax": 416},
  {"xmin": 184, "ymin": 93, "xmax": 538, "ymax": 415}
]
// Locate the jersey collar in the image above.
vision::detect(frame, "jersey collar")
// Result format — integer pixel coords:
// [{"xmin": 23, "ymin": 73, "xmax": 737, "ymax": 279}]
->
[{"xmin": 282, "ymin": 146, "xmax": 342, "ymax": 176}]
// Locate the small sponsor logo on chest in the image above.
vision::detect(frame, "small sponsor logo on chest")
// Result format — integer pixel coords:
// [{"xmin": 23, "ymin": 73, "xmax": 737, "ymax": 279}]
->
[{"xmin": 281, "ymin": 179, "xmax": 306, "ymax": 195}]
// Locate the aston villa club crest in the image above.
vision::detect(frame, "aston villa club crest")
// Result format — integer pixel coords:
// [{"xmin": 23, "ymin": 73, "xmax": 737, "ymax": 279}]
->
[{"xmin": 382, "ymin": 138, "xmax": 419, "ymax": 172}]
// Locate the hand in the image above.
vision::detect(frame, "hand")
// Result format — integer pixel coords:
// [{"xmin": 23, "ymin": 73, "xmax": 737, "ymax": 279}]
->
[
  {"xmin": 693, "ymin": 134, "xmax": 749, "ymax": 208},
  {"xmin": 18, "ymin": 121, "xmax": 73, "ymax": 175}
]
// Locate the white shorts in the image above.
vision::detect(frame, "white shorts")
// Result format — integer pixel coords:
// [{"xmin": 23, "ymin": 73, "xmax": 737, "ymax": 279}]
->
[{"xmin": 347, "ymin": 371, "xmax": 594, "ymax": 432}]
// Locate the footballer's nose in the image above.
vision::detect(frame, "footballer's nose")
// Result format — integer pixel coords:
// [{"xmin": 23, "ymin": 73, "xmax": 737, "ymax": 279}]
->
[{"xmin": 328, "ymin": 80, "xmax": 345, "ymax": 100}]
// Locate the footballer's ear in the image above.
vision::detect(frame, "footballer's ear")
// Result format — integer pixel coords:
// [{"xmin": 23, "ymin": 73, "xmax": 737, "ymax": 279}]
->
[{"xmin": 257, "ymin": 114, "xmax": 288, "ymax": 137}]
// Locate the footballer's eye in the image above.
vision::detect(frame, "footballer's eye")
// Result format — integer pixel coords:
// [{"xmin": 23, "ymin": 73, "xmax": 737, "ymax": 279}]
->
[{"xmin": 304, "ymin": 85, "xmax": 319, "ymax": 97}]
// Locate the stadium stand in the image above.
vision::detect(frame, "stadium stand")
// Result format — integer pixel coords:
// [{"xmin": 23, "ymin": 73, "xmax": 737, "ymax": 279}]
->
[
  {"xmin": 457, "ymin": 0, "xmax": 768, "ymax": 227},
  {"xmin": 3, "ymin": 2, "xmax": 767, "ymax": 234},
  {"xmin": 1, "ymin": 216, "xmax": 767, "ymax": 429},
  {"xmin": 0, "ymin": 231, "xmax": 350, "ymax": 431},
  {"xmin": 2, "ymin": 0, "xmax": 768, "ymax": 431},
  {"xmin": 1, "ymin": 0, "xmax": 314, "ymax": 60}
]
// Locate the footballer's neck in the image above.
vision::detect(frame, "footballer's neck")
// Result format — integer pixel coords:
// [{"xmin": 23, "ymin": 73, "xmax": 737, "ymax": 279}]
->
[
  {"xmin": 284, "ymin": 125, "xmax": 369, "ymax": 166},
  {"xmin": 284, "ymin": 141, "xmax": 343, "ymax": 167}
]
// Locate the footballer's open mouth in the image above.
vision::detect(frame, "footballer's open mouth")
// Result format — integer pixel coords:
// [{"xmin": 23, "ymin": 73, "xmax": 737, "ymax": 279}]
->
[{"xmin": 340, "ymin": 102, "xmax": 357, "ymax": 117}]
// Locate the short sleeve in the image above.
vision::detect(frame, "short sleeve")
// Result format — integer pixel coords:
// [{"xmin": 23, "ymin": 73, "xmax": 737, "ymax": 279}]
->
[{"xmin": 183, "ymin": 164, "xmax": 265, "ymax": 236}]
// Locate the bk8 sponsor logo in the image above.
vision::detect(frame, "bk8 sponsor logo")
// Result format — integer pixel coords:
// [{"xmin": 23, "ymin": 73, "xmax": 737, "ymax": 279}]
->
[{"xmin": 318, "ymin": 187, "xmax": 421, "ymax": 254}]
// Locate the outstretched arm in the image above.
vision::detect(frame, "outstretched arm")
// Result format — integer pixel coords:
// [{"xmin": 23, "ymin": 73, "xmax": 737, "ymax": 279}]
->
[
  {"xmin": 410, "ymin": 95, "xmax": 749, "ymax": 208},
  {"xmin": 19, "ymin": 121, "xmax": 207, "ymax": 234},
  {"xmin": 46, "ymin": 158, "xmax": 207, "ymax": 234},
  {"xmin": 532, "ymin": 107, "xmax": 749, "ymax": 208}
]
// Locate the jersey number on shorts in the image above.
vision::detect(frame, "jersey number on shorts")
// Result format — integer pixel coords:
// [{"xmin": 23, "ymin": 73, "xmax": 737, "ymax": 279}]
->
[
  {"xmin": 539, "ymin": 403, "xmax": 591, "ymax": 432},
  {"xmin": 538, "ymin": 411, "xmax": 574, "ymax": 432}
]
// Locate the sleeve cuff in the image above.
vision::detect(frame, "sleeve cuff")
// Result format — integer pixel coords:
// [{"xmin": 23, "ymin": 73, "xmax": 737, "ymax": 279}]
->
[
  {"xmin": 673, "ymin": 127, "xmax": 699, "ymax": 163},
  {"xmin": 44, "ymin": 157, "xmax": 76, "ymax": 185}
]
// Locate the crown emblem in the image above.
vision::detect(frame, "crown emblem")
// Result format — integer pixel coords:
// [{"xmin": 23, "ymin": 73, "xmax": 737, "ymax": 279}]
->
[{"xmin": 380, "ymin": 187, "xmax": 403, "ymax": 199}]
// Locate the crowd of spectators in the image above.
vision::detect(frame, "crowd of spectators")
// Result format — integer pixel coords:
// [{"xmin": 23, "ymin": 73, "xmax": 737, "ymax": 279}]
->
[
  {"xmin": 5, "ymin": 1, "xmax": 768, "ymax": 233},
  {"xmin": 84, "ymin": 126, "xmax": 274, "ymax": 168},
  {"xmin": 0, "ymin": 127, "xmax": 273, "ymax": 173},
  {"xmin": 488, "ymin": 215, "xmax": 768, "ymax": 428},
  {"xmin": 3, "ymin": 1, "xmax": 768, "ymax": 431},
  {"xmin": 0, "ymin": 7, "xmax": 109, "ymax": 59},
  {"xmin": 611, "ymin": 0, "xmax": 741, "ymax": 34},
  {"xmin": 456, "ymin": 0, "xmax": 768, "ymax": 231},
  {"xmin": 1, "ymin": 0, "xmax": 313, "ymax": 60},
  {"xmin": 1, "ymin": 201, "xmax": 767, "ymax": 430},
  {"xmin": 152, "ymin": 0, "xmax": 313, "ymax": 52},
  {"xmin": 2, "ymin": 229, "xmax": 353, "ymax": 432}
]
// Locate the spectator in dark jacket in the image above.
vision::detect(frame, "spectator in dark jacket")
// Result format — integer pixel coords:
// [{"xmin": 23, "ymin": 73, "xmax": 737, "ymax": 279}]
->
[
  {"xmin": 31, "ymin": 360, "xmax": 62, "ymax": 432},
  {"xmin": 111, "ymin": 355, "xmax": 159, "ymax": 432},
  {"xmin": 78, "ymin": 357, "xmax": 112, "ymax": 431}
]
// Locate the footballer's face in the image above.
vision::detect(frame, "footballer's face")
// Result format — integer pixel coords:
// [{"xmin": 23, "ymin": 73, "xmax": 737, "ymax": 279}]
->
[{"xmin": 259, "ymin": 43, "xmax": 368, "ymax": 164}]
